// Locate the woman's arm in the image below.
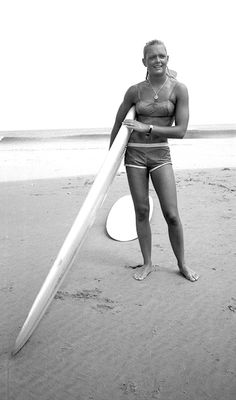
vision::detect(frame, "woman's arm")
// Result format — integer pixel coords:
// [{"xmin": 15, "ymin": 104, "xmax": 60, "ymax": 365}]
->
[
  {"xmin": 109, "ymin": 85, "xmax": 137, "ymax": 148},
  {"xmin": 123, "ymin": 82, "xmax": 189, "ymax": 139}
]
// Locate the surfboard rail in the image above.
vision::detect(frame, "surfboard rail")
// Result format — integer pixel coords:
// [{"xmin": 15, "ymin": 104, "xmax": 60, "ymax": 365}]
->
[{"xmin": 12, "ymin": 106, "xmax": 135, "ymax": 355}]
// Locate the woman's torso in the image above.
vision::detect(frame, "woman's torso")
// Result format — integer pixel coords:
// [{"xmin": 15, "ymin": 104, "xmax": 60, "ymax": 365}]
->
[{"xmin": 129, "ymin": 76, "xmax": 178, "ymax": 144}]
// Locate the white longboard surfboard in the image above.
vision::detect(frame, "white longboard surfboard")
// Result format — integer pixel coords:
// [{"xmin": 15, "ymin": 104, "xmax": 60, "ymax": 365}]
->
[
  {"xmin": 106, "ymin": 194, "xmax": 154, "ymax": 241},
  {"xmin": 13, "ymin": 107, "xmax": 135, "ymax": 355}
]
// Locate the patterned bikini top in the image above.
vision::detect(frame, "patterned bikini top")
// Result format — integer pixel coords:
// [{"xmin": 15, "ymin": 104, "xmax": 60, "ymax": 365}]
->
[{"xmin": 135, "ymin": 77, "xmax": 178, "ymax": 125}]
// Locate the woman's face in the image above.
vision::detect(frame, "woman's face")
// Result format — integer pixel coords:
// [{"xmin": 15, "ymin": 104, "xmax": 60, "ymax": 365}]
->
[{"xmin": 143, "ymin": 44, "xmax": 169, "ymax": 77}]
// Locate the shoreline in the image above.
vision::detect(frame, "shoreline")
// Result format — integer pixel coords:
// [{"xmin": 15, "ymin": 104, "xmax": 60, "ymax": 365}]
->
[
  {"xmin": 0, "ymin": 136, "xmax": 235, "ymax": 182},
  {"xmin": 1, "ymin": 124, "xmax": 236, "ymax": 139}
]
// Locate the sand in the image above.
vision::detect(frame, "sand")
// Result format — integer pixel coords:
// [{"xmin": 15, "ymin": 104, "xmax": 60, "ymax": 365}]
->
[{"xmin": 1, "ymin": 168, "xmax": 236, "ymax": 400}]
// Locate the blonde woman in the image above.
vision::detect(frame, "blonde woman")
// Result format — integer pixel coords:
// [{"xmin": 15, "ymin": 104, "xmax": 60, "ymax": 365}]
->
[{"xmin": 110, "ymin": 40, "xmax": 199, "ymax": 282}]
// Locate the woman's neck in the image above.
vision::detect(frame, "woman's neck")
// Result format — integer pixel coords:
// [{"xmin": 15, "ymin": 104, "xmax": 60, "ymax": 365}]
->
[{"xmin": 148, "ymin": 73, "xmax": 167, "ymax": 85}]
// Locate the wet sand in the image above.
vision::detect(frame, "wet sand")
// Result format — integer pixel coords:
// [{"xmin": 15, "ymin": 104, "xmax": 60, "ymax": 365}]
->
[{"xmin": 1, "ymin": 168, "xmax": 236, "ymax": 399}]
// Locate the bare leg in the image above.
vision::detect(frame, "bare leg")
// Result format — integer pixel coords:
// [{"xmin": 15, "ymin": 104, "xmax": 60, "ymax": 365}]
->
[
  {"xmin": 151, "ymin": 164, "xmax": 199, "ymax": 282},
  {"xmin": 126, "ymin": 167, "xmax": 153, "ymax": 280}
]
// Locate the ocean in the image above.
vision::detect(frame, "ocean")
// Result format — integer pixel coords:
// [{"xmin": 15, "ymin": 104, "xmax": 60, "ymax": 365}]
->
[{"xmin": 0, "ymin": 128, "xmax": 236, "ymax": 182}]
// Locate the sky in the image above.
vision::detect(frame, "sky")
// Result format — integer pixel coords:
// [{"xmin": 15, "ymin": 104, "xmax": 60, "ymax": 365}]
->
[{"xmin": 0, "ymin": 0, "xmax": 235, "ymax": 130}]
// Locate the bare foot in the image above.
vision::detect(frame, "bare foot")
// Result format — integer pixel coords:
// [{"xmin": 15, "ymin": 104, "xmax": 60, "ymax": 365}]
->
[
  {"xmin": 133, "ymin": 264, "xmax": 153, "ymax": 281},
  {"xmin": 128, "ymin": 264, "xmax": 143, "ymax": 269},
  {"xmin": 178, "ymin": 265, "xmax": 199, "ymax": 282}
]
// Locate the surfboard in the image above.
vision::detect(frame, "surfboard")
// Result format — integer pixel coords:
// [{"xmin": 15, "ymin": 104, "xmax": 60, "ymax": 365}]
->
[
  {"xmin": 12, "ymin": 107, "xmax": 135, "ymax": 355},
  {"xmin": 106, "ymin": 194, "xmax": 154, "ymax": 241}
]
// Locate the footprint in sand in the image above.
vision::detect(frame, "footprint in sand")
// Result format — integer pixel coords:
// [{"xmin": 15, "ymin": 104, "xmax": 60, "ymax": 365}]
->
[
  {"xmin": 84, "ymin": 179, "xmax": 94, "ymax": 186},
  {"xmin": 54, "ymin": 289, "xmax": 120, "ymax": 313},
  {"xmin": 227, "ymin": 297, "xmax": 236, "ymax": 313},
  {"xmin": 120, "ymin": 381, "xmax": 137, "ymax": 395},
  {"xmin": 0, "ymin": 284, "xmax": 14, "ymax": 293},
  {"xmin": 93, "ymin": 303, "xmax": 115, "ymax": 313},
  {"xmin": 228, "ymin": 305, "xmax": 236, "ymax": 312},
  {"xmin": 54, "ymin": 288, "xmax": 102, "ymax": 301}
]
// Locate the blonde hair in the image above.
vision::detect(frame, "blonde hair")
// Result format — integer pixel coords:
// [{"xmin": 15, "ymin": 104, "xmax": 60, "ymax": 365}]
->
[
  {"xmin": 143, "ymin": 39, "xmax": 176, "ymax": 80},
  {"xmin": 143, "ymin": 39, "xmax": 167, "ymax": 59}
]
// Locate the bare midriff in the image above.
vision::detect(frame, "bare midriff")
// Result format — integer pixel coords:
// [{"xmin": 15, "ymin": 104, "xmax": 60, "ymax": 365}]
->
[{"xmin": 129, "ymin": 115, "xmax": 174, "ymax": 144}]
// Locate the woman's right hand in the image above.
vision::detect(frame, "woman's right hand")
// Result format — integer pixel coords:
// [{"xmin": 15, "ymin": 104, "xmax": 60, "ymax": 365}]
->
[{"xmin": 123, "ymin": 119, "xmax": 149, "ymax": 133}]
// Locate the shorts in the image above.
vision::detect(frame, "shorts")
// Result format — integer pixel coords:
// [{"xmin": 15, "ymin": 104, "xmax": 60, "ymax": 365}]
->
[{"xmin": 124, "ymin": 142, "xmax": 172, "ymax": 173}]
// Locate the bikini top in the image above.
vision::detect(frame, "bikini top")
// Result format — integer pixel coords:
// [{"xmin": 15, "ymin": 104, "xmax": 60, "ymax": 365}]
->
[{"xmin": 135, "ymin": 77, "xmax": 178, "ymax": 124}]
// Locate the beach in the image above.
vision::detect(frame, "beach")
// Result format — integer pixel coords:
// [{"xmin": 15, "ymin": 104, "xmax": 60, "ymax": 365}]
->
[{"xmin": 1, "ymin": 159, "xmax": 236, "ymax": 399}]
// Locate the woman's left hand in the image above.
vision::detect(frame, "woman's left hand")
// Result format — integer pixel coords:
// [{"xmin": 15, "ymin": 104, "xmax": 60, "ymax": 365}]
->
[{"xmin": 122, "ymin": 119, "xmax": 149, "ymax": 133}]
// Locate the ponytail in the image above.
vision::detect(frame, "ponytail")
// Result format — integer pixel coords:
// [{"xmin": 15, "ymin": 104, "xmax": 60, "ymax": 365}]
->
[{"xmin": 167, "ymin": 66, "xmax": 177, "ymax": 79}]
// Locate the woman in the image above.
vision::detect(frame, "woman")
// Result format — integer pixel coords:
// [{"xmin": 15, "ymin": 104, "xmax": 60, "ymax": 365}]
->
[{"xmin": 110, "ymin": 39, "xmax": 199, "ymax": 282}]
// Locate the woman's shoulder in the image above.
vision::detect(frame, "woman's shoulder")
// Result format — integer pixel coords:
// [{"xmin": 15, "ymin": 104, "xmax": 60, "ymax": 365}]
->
[
  {"xmin": 132, "ymin": 80, "xmax": 149, "ymax": 96},
  {"xmin": 137, "ymin": 79, "xmax": 148, "ymax": 85},
  {"xmin": 125, "ymin": 81, "xmax": 147, "ymax": 102},
  {"xmin": 169, "ymin": 77, "xmax": 188, "ymax": 95},
  {"xmin": 135, "ymin": 80, "xmax": 149, "ymax": 89},
  {"xmin": 127, "ymin": 80, "xmax": 147, "ymax": 92},
  {"xmin": 174, "ymin": 80, "xmax": 188, "ymax": 96}
]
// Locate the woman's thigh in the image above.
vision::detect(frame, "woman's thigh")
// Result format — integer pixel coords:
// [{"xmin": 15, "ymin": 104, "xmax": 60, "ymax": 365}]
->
[
  {"xmin": 126, "ymin": 167, "xmax": 150, "ymax": 210},
  {"xmin": 150, "ymin": 164, "xmax": 179, "ymax": 215}
]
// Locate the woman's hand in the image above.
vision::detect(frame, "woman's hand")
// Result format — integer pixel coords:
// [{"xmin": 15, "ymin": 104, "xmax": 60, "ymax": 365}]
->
[{"xmin": 122, "ymin": 119, "xmax": 149, "ymax": 133}]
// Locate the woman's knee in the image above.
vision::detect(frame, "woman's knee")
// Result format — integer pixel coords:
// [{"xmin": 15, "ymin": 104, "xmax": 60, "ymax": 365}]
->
[
  {"xmin": 163, "ymin": 210, "xmax": 180, "ymax": 226},
  {"xmin": 135, "ymin": 203, "xmax": 150, "ymax": 222}
]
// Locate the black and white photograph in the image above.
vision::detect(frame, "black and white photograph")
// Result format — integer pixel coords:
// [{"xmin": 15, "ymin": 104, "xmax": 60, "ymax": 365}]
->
[{"xmin": 1, "ymin": 0, "xmax": 236, "ymax": 399}]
